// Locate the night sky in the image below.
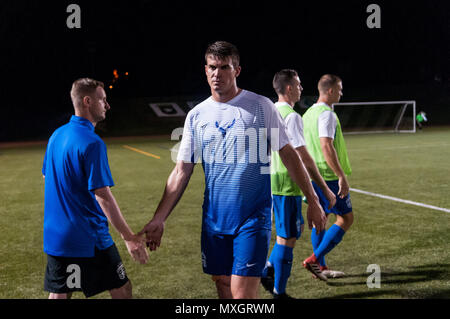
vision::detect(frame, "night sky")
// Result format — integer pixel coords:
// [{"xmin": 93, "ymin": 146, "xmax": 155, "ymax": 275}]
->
[{"xmin": 0, "ymin": 0, "xmax": 449, "ymax": 140}]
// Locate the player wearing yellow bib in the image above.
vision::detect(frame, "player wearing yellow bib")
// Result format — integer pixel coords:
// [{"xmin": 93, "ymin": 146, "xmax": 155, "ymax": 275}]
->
[
  {"xmin": 302, "ymin": 74, "xmax": 354, "ymax": 280},
  {"xmin": 261, "ymin": 70, "xmax": 336, "ymax": 298}
]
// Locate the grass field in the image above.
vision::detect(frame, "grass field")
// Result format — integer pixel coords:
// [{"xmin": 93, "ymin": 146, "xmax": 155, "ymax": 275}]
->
[{"xmin": 0, "ymin": 127, "xmax": 449, "ymax": 299}]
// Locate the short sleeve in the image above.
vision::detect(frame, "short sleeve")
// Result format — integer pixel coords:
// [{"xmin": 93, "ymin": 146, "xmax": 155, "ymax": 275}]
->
[
  {"xmin": 84, "ymin": 140, "xmax": 114, "ymax": 191},
  {"xmin": 42, "ymin": 147, "xmax": 48, "ymax": 176},
  {"xmin": 284, "ymin": 112, "xmax": 306, "ymax": 148},
  {"xmin": 318, "ymin": 110, "xmax": 337, "ymax": 139},
  {"xmin": 263, "ymin": 100, "xmax": 290, "ymax": 152},
  {"xmin": 177, "ymin": 111, "xmax": 200, "ymax": 163}
]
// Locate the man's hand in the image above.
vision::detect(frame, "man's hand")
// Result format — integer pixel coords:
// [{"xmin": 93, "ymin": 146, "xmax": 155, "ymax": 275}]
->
[
  {"xmin": 139, "ymin": 218, "xmax": 165, "ymax": 252},
  {"xmin": 306, "ymin": 197, "xmax": 327, "ymax": 234},
  {"xmin": 337, "ymin": 175, "xmax": 350, "ymax": 199},
  {"xmin": 324, "ymin": 187, "xmax": 337, "ymax": 210},
  {"xmin": 124, "ymin": 234, "xmax": 149, "ymax": 264}
]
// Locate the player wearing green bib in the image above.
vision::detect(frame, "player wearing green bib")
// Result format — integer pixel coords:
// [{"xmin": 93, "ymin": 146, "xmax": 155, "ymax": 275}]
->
[
  {"xmin": 261, "ymin": 70, "xmax": 336, "ymax": 298},
  {"xmin": 302, "ymin": 74, "xmax": 354, "ymax": 280}
]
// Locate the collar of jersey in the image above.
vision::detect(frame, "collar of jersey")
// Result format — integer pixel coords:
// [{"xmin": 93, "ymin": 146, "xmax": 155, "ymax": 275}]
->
[
  {"xmin": 312, "ymin": 102, "xmax": 332, "ymax": 109},
  {"xmin": 70, "ymin": 115, "xmax": 95, "ymax": 131},
  {"xmin": 274, "ymin": 101, "xmax": 293, "ymax": 109}
]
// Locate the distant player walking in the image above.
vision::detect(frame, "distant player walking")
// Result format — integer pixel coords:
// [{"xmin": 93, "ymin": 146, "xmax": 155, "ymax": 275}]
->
[
  {"xmin": 140, "ymin": 41, "xmax": 326, "ymax": 299},
  {"xmin": 302, "ymin": 74, "xmax": 353, "ymax": 279},
  {"xmin": 261, "ymin": 69, "xmax": 336, "ymax": 298}
]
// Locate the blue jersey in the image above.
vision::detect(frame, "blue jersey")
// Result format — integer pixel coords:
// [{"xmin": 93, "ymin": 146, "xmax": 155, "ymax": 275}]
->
[
  {"xmin": 177, "ymin": 90, "xmax": 290, "ymax": 235},
  {"xmin": 42, "ymin": 116, "xmax": 114, "ymax": 257}
]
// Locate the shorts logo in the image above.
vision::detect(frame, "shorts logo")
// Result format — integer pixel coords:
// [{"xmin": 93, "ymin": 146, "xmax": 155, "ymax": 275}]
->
[
  {"xmin": 201, "ymin": 252, "xmax": 207, "ymax": 268},
  {"xmin": 117, "ymin": 263, "xmax": 126, "ymax": 280},
  {"xmin": 346, "ymin": 197, "xmax": 352, "ymax": 208}
]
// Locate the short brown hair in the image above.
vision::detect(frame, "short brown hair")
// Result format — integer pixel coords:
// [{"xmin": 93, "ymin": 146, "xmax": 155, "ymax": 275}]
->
[
  {"xmin": 273, "ymin": 69, "xmax": 299, "ymax": 95},
  {"xmin": 205, "ymin": 41, "xmax": 240, "ymax": 68},
  {"xmin": 70, "ymin": 78, "xmax": 104, "ymax": 107},
  {"xmin": 318, "ymin": 74, "xmax": 341, "ymax": 94}
]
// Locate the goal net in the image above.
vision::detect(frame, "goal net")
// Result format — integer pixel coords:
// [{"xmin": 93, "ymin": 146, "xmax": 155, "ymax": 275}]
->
[{"xmin": 331, "ymin": 101, "xmax": 416, "ymax": 134}]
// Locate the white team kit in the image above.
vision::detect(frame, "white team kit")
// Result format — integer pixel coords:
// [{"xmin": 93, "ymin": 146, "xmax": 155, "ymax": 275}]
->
[{"xmin": 178, "ymin": 89, "xmax": 290, "ymax": 234}]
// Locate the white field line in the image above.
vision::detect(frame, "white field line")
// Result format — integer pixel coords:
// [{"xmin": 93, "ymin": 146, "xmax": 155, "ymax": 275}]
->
[
  {"xmin": 351, "ymin": 188, "xmax": 450, "ymax": 214},
  {"xmin": 348, "ymin": 142, "xmax": 450, "ymax": 152}
]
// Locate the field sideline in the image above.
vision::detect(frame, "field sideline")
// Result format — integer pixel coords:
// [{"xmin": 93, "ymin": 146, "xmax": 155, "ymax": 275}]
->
[{"xmin": 0, "ymin": 127, "xmax": 449, "ymax": 299}]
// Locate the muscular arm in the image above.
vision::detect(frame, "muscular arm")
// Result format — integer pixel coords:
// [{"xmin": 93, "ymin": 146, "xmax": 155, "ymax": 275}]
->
[
  {"xmin": 141, "ymin": 161, "xmax": 195, "ymax": 250},
  {"xmin": 278, "ymin": 144, "xmax": 327, "ymax": 232},
  {"xmin": 296, "ymin": 146, "xmax": 336, "ymax": 209},
  {"xmin": 296, "ymin": 146, "xmax": 327, "ymax": 192},
  {"xmin": 320, "ymin": 137, "xmax": 349, "ymax": 198},
  {"xmin": 95, "ymin": 186, "xmax": 149, "ymax": 264},
  {"xmin": 95, "ymin": 186, "xmax": 135, "ymax": 241},
  {"xmin": 279, "ymin": 144, "xmax": 315, "ymax": 200}
]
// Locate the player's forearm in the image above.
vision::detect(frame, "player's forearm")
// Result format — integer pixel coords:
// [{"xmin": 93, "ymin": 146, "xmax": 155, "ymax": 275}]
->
[
  {"xmin": 95, "ymin": 187, "xmax": 134, "ymax": 241},
  {"xmin": 297, "ymin": 147, "xmax": 329, "ymax": 193},
  {"xmin": 152, "ymin": 162, "xmax": 194, "ymax": 223},
  {"xmin": 279, "ymin": 144, "xmax": 317, "ymax": 200},
  {"xmin": 320, "ymin": 138, "xmax": 346, "ymax": 178}
]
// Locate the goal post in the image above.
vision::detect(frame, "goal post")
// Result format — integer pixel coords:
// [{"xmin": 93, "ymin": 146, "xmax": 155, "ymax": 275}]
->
[{"xmin": 331, "ymin": 101, "xmax": 416, "ymax": 134}]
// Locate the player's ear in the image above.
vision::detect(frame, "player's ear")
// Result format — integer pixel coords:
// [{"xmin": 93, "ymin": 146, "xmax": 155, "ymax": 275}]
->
[
  {"xmin": 82, "ymin": 95, "xmax": 91, "ymax": 107},
  {"xmin": 82, "ymin": 95, "xmax": 92, "ymax": 107},
  {"xmin": 234, "ymin": 65, "xmax": 241, "ymax": 78}
]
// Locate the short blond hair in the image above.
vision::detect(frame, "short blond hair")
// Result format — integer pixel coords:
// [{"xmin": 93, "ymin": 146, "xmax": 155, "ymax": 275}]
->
[
  {"xmin": 318, "ymin": 74, "xmax": 341, "ymax": 94},
  {"xmin": 70, "ymin": 78, "xmax": 104, "ymax": 108}
]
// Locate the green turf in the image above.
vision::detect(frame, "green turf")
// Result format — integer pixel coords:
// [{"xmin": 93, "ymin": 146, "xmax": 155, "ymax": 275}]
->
[{"xmin": 0, "ymin": 128, "xmax": 449, "ymax": 299}]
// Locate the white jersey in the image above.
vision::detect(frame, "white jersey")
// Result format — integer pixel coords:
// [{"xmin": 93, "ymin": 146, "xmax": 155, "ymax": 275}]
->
[
  {"xmin": 178, "ymin": 89, "xmax": 290, "ymax": 234},
  {"xmin": 274, "ymin": 102, "xmax": 306, "ymax": 148}
]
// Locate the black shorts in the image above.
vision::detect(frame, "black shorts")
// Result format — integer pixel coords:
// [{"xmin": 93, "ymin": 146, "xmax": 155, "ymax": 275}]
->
[{"xmin": 44, "ymin": 243, "xmax": 129, "ymax": 298}]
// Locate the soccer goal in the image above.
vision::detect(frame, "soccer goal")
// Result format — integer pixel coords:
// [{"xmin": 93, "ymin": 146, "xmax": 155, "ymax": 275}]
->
[{"xmin": 332, "ymin": 101, "xmax": 416, "ymax": 134}]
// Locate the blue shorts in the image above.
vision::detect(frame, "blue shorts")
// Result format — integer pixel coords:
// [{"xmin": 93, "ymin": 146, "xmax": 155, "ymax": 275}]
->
[
  {"xmin": 201, "ymin": 215, "xmax": 271, "ymax": 277},
  {"xmin": 312, "ymin": 180, "xmax": 352, "ymax": 215},
  {"xmin": 272, "ymin": 195, "xmax": 304, "ymax": 240}
]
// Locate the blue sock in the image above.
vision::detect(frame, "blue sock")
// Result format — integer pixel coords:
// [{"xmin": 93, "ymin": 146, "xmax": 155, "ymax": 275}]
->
[
  {"xmin": 314, "ymin": 224, "xmax": 345, "ymax": 262},
  {"xmin": 311, "ymin": 228, "xmax": 326, "ymax": 267},
  {"xmin": 270, "ymin": 243, "xmax": 293, "ymax": 295}
]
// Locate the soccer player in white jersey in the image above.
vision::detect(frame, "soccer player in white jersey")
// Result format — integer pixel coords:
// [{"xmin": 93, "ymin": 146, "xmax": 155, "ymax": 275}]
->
[
  {"xmin": 261, "ymin": 70, "xmax": 337, "ymax": 298},
  {"xmin": 140, "ymin": 41, "xmax": 326, "ymax": 299}
]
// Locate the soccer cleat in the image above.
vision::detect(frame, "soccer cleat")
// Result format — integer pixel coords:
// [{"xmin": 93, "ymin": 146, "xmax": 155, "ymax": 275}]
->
[
  {"xmin": 303, "ymin": 254, "xmax": 328, "ymax": 281},
  {"xmin": 321, "ymin": 267, "xmax": 345, "ymax": 278},
  {"xmin": 260, "ymin": 266, "xmax": 275, "ymax": 295},
  {"xmin": 273, "ymin": 292, "xmax": 295, "ymax": 300}
]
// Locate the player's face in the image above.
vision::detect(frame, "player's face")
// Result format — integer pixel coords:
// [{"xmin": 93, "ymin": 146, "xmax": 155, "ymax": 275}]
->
[
  {"xmin": 330, "ymin": 81, "xmax": 343, "ymax": 104},
  {"xmin": 205, "ymin": 55, "xmax": 241, "ymax": 95},
  {"xmin": 89, "ymin": 87, "xmax": 110, "ymax": 123},
  {"xmin": 289, "ymin": 76, "xmax": 303, "ymax": 103}
]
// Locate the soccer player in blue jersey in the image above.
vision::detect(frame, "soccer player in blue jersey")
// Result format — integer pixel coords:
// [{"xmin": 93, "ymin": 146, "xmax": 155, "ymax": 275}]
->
[
  {"xmin": 42, "ymin": 78, "xmax": 148, "ymax": 299},
  {"xmin": 261, "ymin": 70, "xmax": 337, "ymax": 298},
  {"xmin": 140, "ymin": 41, "xmax": 327, "ymax": 299}
]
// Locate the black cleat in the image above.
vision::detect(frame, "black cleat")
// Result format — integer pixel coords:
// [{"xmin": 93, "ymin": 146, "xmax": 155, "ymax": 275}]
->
[
  {"xmin": 274, "ymin": 292, "xmax": 295, "ymax": 300},
  {"xmin": 261, "ymin": 266, "xmax": 275, "ymax": 295}
]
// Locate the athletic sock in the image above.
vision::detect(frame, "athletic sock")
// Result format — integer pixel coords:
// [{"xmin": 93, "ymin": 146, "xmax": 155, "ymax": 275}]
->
[
  {"xmin": 270, "ymin": 243, "xmax": 293, "ymax": 295},
  {"xmin": 311, "ymin": 227, "xmax": 326, "ymax": 267},
  {"xmin": 314, "ymin": 224, "xmax": 345, "ymax": 262}
]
